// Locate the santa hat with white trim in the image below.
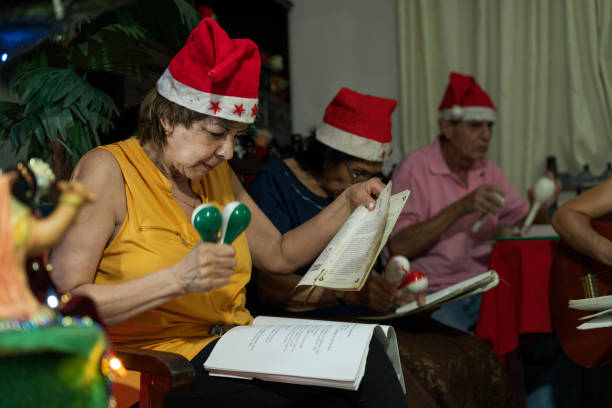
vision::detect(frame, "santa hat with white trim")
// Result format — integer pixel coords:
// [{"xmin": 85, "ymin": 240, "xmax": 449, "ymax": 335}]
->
[
  {"xmin": 316, "ymin": 88, "xmax": 397, "ymax": 162},
  {"xmin": 156, "ymin": 17, "xmax": 260, "ymax": 124},
  {"xmin": 438, "ymin": 72, "xmax": 496, "ymax": 122}
]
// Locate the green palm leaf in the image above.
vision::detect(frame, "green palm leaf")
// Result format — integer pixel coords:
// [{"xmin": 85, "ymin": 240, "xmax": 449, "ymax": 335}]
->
[
  {"xmin": 173, "ymin": 0, "xmax": 200, "ymax": 30},
  {"xmin": 5, "ymin": 67, "xmax": 118, "ymax": 163},
  {"xmin": 68, "ymin": 23, "xmax": 153, "ymax": 80},
  {"xmin": 129, "ymin": 0, "xmax": 198, "ymax": 54},
  {"xmin": 2, "ymin": 0, "xmax": 199, "ymax": 168}
]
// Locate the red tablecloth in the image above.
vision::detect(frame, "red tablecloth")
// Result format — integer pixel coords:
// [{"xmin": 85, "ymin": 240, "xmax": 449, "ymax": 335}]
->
[{"xmin": 475, "ymin": 239, "xmax": 558, "ymax": 358}]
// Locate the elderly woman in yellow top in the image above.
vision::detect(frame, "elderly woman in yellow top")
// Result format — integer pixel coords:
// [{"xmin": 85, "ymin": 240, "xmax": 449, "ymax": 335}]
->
[{"xmin": 50, "ymin": 18, "xmax": 409, "ymax": 407}]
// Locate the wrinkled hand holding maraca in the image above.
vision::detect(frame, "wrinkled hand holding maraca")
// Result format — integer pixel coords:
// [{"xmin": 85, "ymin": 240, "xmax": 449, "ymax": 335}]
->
[
  {"xmin": 191, "ymin": 202, "xmax": 251, "ymax": 244},
  {"xmin": 384, "ymin": 255, "xmax": 428, "ymax": 295}
]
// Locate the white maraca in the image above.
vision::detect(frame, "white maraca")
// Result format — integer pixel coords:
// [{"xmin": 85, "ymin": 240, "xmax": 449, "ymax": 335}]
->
[
  {"xmin": 522, "ymin": 176, "xmax": 556, "ymax": 231},
  {"xmin": 471, "ymin": 191, "xmax": 506, "ymax": 233},
  {"xmin": 384, "ymin": 255, "xmax": 428, "ymax": 294}
]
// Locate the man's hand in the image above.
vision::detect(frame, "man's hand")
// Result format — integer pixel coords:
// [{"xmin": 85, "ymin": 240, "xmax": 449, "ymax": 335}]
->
[
  {"xmin": 459, "ymin": 184, "xmax": 505, "ymax": 215},
  {"xmin": 527, "ymin": 171, "xmax": 562, "ymax": 209}
]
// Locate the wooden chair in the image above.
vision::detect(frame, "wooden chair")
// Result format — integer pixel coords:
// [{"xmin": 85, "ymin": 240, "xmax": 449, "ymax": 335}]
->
[{"xmin": 113, "ymin": 346, "xmax": 195, "ymax": 408}]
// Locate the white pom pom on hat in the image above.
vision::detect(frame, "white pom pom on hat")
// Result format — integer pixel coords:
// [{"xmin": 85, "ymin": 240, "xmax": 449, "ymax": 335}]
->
[{"xmin": 438, "ymin": 72, "xmax": 496, "ymax": 122}]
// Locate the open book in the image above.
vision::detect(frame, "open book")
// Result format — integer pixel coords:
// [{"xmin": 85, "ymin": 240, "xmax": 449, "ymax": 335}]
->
[
  {"xmin": 203, "ymin": 316, "xmax": 404, "ymax": 392},
  {"xmin": 569, "ymin": 295, "xmax": 612, "ymax": 330},
  {"xmin": 295, "ymin": 182, "xmax": 411, "ymax": 293},
  {"xmin": 360, "ymin": 270, "xmax": 500, "ymax": 321}
]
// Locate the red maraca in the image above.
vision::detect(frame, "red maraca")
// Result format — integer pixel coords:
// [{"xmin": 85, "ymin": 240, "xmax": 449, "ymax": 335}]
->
[{"xmin": 384, "ymin": 255, "xmax": 428, "ymax": 294}]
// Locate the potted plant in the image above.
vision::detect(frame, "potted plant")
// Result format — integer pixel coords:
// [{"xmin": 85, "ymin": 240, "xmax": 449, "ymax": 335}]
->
[{"xmin": 0, "ymin": 0, "xmax": 199, "ymax": 198}]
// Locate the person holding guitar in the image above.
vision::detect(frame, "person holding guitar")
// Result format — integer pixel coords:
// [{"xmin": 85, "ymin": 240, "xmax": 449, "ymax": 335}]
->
[
  {"xmin": 550, "ymin": 175, "xmax": 612, "ymax": 372},
  {"xmin": 552, "ymin": 176, "xmax": 612, "ymax": 266}
]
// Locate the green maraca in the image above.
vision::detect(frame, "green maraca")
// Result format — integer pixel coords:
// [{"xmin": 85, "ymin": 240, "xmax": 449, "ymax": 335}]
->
[
  {"xmin": 219, "ymin": 202, "xmax": 251, "ymax": 244},
  {"xmin": 191, "ymin": 204, "xmax": 222, "ymax": 243}
]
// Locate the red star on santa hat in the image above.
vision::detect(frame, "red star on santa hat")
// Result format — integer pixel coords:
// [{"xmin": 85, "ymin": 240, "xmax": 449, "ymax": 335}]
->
[
  {"xmin": 233, "ymin": 104, "xmax": 245, "ymax": 117},
  {"xmin": 209, "ymin": 101, "xmax": 221, "ymax": 114},
  {"xmin": 251, "ymin": 104, "xmax": 259, "ymax": 117}
]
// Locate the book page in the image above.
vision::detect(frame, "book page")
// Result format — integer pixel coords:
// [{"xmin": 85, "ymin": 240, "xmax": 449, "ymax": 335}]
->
[
  {"xmin": 253, "ymin": 316, "xmax": 405, "ymax": 393},
  {"xmin": 372, "ymin": 325, "xmax": 405, "ymax": 393},
  {"xmin": 298, "ymin": 209, "xmax": 364, "ymax": 285},
  {"xmin": 569, "ymin": 295, "xmax": 612, "ymax": 311},
  {"xmin": 578, "ymin": 308, "xmax": 612, "ymax": 320},
  {"xmin": 371, "ymin": 189, "xmax": 411, "ymax": 266},
  {"xmin": 577, "ymin": 308, "xmax": 612, "ymax": 330},
  {"xmin": 204, "ymin": 318, "xmax": 375, "ymax": 388},
  {"xmin": 297, "ymin": 183, "xmax": 391, "ymax": 289},
  {"xmin": 360, "ymin": 270, "xmax": 499, "ymax": 321}
]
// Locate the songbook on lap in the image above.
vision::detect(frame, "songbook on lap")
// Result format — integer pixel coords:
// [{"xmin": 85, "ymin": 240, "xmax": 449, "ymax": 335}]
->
[
  {"xmin": 360, "ymin": 270, "xmax": 500, "ymax": 321},
  {"xmin": 295, "ymin": 182, "xmax": 411, "ymax": 292},
  {"xmin": 569, "ymin": 295, "xmax": 612, "ymax": 330},
  {"xmin": 203, "ymin": 316, "xmax": 404, "ymax": 392}
]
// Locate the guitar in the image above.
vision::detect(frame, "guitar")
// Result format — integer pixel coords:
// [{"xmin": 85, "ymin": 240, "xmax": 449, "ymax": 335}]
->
[{"xmin": 549, "ymin": 219, "xmax": 612, "ymax": 367}]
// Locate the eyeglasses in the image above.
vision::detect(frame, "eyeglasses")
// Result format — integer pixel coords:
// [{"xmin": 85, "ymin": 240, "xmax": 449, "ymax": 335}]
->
[{"xmin": 343, "ymin": 160, "xmax": 378, "ymax": 184}]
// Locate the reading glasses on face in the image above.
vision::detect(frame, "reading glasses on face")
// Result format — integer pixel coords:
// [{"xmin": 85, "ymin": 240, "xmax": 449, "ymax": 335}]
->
[{"xmin": 343, "ymin": 161, "xmax": 378, "ymax": 184}]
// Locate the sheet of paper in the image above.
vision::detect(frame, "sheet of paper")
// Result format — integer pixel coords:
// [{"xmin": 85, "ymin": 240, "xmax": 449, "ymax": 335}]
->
[
  {"xmin": 568, "ymin": 295, "xmax": 612, "ymax": 312},
  {"xmin": 373, "ymin": 189, "xmax": 411, "ymax": 259},
  {"xmin": 253, "ymin": 316, "xmax": 405, "ymax": 393},
  {"xmin": 297, "ymin": 183, "xmax": 391, "ymax": 288},
  {"xmin": 360, "ymin": 270, "xmax": 499, "ymax": 321},
  {"xmin": 577, "ymin": 308, "xmax": 612, "ymax": 330},
  {"xmin": 204, "ymin": 320, "xmax": 374, "ymax": 382},
  {"xmin": 578, "ymin": 307, "xmax": 612, "ymax": 321}
]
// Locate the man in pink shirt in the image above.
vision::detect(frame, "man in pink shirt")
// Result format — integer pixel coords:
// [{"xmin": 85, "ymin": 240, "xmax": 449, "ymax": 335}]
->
[{"xmin": 386, "ymin": 72, "xmax": 557, "ymax": 332}]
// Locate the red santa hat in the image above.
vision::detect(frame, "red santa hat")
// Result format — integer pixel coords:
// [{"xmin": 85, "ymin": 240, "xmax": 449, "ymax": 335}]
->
[
  {"xmin": 316, "ymin": 88, "xmax": 397, "ymax": 162},
  {"xmin": 156, "ymin": 18, "xmax": 260, "ymax": 124},
  {"xmin": 438, "ymin": 72, "xmax": 496, "ymax": 122}
]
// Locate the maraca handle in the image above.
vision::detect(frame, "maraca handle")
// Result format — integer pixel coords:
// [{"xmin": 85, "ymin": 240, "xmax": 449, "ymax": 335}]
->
[
  {"xmin": 471, "ymin": 213, "xmax": 486, "ymax": 233},
  {"xmin": 523, "ymin": 201, "xmax": 542, "ymax": 230},
  {"xmin": 472, "ymin": 192, "xmax": 505, "ymax": 233}
]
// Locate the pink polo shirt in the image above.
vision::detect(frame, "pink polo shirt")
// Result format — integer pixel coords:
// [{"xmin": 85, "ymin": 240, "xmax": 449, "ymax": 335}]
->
[{"xmin": 385, "ymin": 138, "xmax": 528, "ymax": 290}]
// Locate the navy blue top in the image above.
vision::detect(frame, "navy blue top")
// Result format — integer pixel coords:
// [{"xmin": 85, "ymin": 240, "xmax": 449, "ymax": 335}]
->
[
  {"xmin": 249, "ymin": 159, "xmax": 374, "ymax": 317},
  {"xmin": 249, "ymin": 159, "xmax": 332, "ymax": 276}
]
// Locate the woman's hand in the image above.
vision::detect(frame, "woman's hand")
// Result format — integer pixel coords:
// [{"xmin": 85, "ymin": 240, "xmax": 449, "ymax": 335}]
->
[
  {"xmin": 346, "ymin": 272, "xmax": 401, "ymax": 313},
  {"xmin": 173, "ymin": 242, "xmax": 237, "ymax": 294},
  {"xmin": 397, "ymin": 291, "xmax": 427, "ymax": 307},
  {"xmin": 342, "ymin": 178, "xmax": 386, "ymax": 211},
  {"xmin": 346, "ymin": 272, "xmax": 427, "ymax": 313}
]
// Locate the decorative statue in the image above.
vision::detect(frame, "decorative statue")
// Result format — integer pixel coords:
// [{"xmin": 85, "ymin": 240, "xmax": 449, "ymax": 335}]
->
[{"xmin": 0, "ymin": 159, "xmax": 95, "ymax": 321}]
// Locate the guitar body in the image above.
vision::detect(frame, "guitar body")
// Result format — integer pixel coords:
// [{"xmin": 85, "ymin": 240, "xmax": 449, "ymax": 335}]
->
[{"xmin": 550, "ymin": 219, "xmax": 612, "ymax": 367}]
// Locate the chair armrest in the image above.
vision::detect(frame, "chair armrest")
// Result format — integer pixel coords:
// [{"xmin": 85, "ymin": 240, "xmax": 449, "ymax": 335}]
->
[{"xmin": 113, "ymin": 345, "xmax": 194, "ymax": 402}]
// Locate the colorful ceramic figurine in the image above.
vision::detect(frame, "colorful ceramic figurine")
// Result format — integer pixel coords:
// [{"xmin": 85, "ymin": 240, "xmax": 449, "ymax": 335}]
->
[{"xmin": 0, "ymin": 159, "xmax": 95, "ymax": 320}]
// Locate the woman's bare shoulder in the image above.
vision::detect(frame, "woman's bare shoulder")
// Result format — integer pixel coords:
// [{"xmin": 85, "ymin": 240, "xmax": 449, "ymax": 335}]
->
[
  {"xmin": 72, "ymin": 148, "xmax": 126, "ymax": 218},
  {"xmin": 72, "ymin": 149, "xmax": 122, "ymax": 188}
]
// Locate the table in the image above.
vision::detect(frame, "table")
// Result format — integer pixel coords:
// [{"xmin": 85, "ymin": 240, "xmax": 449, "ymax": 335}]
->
[{"xmin": 475, "ymin": 238, "xmax": 559, "ymax": 358}]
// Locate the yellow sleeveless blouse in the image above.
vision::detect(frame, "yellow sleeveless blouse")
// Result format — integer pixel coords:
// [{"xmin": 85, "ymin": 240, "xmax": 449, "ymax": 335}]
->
[{"xmin": 96, "ymin": 137, "xmax": 253, "ymax": 360}]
